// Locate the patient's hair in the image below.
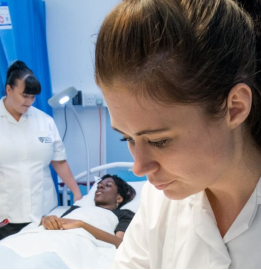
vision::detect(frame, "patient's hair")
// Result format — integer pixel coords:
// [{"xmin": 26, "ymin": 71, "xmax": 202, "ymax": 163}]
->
[
  {"xmin": 100, "ymin": 174, "xmax": 136, "ymax": 208},
  {"xmin": 6, "ymin": 60, "xmax": 41, "ymax": 95},
  {"xmin": 95, "ymin": 0, "xmax": 261, "ymax": 149}
]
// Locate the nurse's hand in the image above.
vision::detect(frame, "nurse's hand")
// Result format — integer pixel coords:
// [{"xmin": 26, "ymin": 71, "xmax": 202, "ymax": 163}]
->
[
  {"xmin": 73, "ymin": 191, "xmax": 83, "ymax": 202},
  {"xmin": 60, "ymin": 218, "xmax": 82, "ymax": 230},
  {"xmin": 41, "ymin": 215, "xmax": 63, "ymax": 230}
]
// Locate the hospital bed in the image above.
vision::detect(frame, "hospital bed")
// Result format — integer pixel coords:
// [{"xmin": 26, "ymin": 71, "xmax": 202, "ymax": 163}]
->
[{"xmin": 0, "ymin": 162, "xmax": 147, "ymax": 269}]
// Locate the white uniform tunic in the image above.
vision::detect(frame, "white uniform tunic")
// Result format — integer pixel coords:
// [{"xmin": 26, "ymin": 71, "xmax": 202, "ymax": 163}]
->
[
  {"xmin": 0, "ymin": 97, "xmax": 66, "ymax": 223},
  {"xmin": 113, "ymin": 178, "xmax": 261, "ymax": 268}
]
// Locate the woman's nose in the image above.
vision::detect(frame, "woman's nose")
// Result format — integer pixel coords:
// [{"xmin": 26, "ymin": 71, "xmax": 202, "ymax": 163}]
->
[
  {"xmin": 97, "ymin": 184, "xmax": 104, "ymax": 189},
  {"xmin": 25, "ymin": 96, "xmax": 35, "ymax": 105},
  {"xmin": 132, "ymin": 146, "xmax": 159, "ymax": 177}
]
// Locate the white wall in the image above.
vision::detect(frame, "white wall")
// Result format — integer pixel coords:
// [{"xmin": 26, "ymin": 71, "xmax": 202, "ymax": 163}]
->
[{"xmin": 45, "ymin": 0, "xmax": 120, "ymax": 180}]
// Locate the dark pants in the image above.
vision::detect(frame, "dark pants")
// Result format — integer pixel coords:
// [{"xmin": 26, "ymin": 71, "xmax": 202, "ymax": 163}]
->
[{"xmin": 0, "ymin": 222, "xmax": 30, "ymax": 240}]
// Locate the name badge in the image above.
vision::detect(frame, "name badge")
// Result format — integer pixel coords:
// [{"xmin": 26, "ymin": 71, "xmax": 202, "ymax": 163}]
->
[{"xmin": 38, "ymin": 137, "xmax": 53, "ymax": 143}]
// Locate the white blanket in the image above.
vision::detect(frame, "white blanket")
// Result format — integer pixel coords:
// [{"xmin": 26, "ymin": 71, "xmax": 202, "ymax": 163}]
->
[{"xmin": 0, "ymin": 206, "xmax": 118, "ymax": 269}]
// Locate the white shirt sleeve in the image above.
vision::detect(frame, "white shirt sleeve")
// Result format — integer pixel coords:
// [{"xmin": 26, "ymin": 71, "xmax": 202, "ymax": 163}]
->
[
  {"xmin": 50, "ymin": 117, "xmax": 67, "ymax": 161},
  {"xmin": 112, "ymin": 183, "xmax": 150, "ymax": 268}
]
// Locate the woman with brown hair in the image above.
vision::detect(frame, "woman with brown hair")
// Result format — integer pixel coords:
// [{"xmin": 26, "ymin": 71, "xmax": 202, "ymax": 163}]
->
[{"xmin": 95, "ymin": 0, "xmax": 261, "ymax": 268}]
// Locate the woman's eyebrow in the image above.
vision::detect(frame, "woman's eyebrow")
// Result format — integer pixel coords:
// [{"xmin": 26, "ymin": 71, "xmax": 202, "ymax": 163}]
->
[
  {"xmin": 112, "ymin": 127, "xmax": 170, "ymax": 136},
  {"xmin": 100, "ymin": 180, "xmax": 114, "ymax": 185}
]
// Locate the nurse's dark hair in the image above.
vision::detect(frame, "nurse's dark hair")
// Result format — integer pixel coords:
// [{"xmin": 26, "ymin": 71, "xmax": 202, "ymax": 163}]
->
[
  {"xmin": 99, "ymin": 174, "xmax": 136, "ymax": 208},
  {"xmin": 95, "ymin": 0, "xmax": 261, "ymax": 148},
  {"xmin": 6, "ymin": 60, "xmax": 41, "ymax": 95}
]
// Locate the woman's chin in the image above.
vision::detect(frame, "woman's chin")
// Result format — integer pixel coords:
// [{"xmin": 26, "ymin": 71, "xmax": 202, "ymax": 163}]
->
[{"xmin": 163, "ymin": 189, "xmax": 191, "ymax": 201}]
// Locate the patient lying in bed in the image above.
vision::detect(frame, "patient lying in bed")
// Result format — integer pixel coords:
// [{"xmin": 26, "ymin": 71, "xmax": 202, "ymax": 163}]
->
[{"xmin": 0, "ymin": 174, "xmax": 136, "ymax": 269}]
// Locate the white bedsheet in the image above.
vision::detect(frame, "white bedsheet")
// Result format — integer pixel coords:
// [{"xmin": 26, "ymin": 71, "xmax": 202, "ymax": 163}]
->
[
  {"xmin": 0, "ymin": 246, "xmax": 69, "ymax": 269},
  {"xmin": 0, "ymin": 206, "xmax": 118, "ymax": 269}
]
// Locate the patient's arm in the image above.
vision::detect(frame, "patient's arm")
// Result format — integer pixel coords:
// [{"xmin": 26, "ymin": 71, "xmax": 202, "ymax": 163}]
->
[
  {"xmin": 61, "ymin": 218, "xmax": 123, "ymax": 248},
  {"xmin": 115, "ymin": 231, "xmax": 125, "ymax": 239},
  {"xmin": 41, "ymin": 216, "xmax": 123, "ymax": 248}
]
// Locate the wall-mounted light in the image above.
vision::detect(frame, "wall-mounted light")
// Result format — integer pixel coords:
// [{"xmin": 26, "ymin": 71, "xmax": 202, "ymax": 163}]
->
[
  {"xmin": 48, "ymin": 86, "xmax": 78, "ymax": 108},
  {"xmin": 48, "ymin": 87, "xmax": 90, "ymax": 204}
]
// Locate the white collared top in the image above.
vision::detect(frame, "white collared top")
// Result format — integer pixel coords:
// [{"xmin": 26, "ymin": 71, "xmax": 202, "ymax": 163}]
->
[
  {"xmin": 113, "ymin": 177, "xmax": 261, "ymax": 268},
  {"xmin": 0, "ymin": 97, "xmax": 66, "ymax": 223}
]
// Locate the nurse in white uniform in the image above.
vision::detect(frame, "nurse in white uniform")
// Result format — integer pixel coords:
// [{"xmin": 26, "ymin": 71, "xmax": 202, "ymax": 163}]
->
[
  {"xmin": 0, "ymin": 60, "xmax": 82, "ymax": 240},
  {"xmin": 95, "ymin": 0, "xmax": 261, "ymax": 268}
]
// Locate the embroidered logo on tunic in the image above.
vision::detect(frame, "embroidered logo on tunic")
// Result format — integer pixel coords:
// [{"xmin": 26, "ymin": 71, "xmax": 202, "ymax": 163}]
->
[{"xmin": 38, "ymin": 137, "xmax": 53, "ymax": 143}]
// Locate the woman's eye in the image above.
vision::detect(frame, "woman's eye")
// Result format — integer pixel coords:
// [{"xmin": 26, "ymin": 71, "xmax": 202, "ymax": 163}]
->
[
  {"xmin": 149, "ymin": 139, "xmax": 169, "ymax": 148},
  {"xmin": 120, "ymin": 137, "xmax": 169, "ymax": 148},
  {"xmin": 120, "ymin": 137, "xmax": 135, "ymax": 144},
  {"xmin": 23, "ymin": 94, "xmax": 35, "ymax": 99}
]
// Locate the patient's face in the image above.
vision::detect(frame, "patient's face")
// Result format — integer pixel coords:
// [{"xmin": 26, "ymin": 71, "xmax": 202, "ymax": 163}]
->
[
  {"xmin": 100, "ymin": 81, "xmax": 236, "ymax": 200},
  {"xmin": 95, "ymin": 178, "xmax": 118, "ymax": 207}
]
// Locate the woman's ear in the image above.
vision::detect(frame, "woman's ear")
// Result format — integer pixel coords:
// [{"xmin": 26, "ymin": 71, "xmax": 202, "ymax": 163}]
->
[
  {"xmin": 116, "ymin": 195, "xmax": 124, "ymax": 204},
  {"xmin": 6, "ymin": 84, "xmax": 12, "ymax": 94},
  {"xmin": 226, "ymin": 83, "xmax": 252, "ymax": 130}
]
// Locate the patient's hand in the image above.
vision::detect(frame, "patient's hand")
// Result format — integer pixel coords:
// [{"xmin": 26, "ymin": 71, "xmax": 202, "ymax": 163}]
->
[
  {"xmin": 41, "ymin": 215, "xmax": 63, "ymax": 230},
  {"xmin": 60, "ymin": 218, "xmax": 82, "ymax": 230}
]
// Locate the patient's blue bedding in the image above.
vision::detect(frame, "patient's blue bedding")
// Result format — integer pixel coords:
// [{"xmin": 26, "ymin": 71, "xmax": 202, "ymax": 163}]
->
[{"xmin": 0, "ymin": 246, "xmax": 68, "ymax": 269}]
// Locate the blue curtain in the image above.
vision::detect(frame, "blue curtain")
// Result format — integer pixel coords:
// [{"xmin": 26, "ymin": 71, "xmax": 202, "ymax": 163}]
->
[
  {"xmin": 0, "ymin": 0, "xmax": 60, "ymax": 202},
  {"xmin": 0, "ymin": 36, "xmax": 8, "ymax": 96},
  {"xmin": 1, "ymin": 0, "xmax": 52, "ymax": 115}
]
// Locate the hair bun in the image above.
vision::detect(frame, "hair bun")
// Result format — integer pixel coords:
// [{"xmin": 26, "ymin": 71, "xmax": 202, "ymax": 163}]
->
[
  {"xmin": 236, "ymin": 0, "xmax": 261, "ymax": 83},
  {"xmin": 7, "ymin": 60, "xmax": 32, "ymax": 80}
]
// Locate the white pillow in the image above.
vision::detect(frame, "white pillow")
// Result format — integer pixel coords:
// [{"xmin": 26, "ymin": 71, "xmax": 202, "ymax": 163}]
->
[
  {"xmin": 120, "ymin": 181, "xmax": 146, "ymax": 213},
  {"xmin": 74, "ymin": 177, "xmax": 146, "ymax": 213}
]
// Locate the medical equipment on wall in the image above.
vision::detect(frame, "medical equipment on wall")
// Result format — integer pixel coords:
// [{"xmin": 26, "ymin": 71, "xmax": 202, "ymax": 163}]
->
[
  {"xmin": 48, "ymin": 87, "xmax": 91, "ymax": 192},
  {"xmin": 48, "ymin": 87, "xmax": 78, "ymax": 108}
]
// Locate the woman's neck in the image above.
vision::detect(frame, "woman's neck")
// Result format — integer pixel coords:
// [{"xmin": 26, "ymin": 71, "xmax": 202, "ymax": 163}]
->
[
  {"xmin": 96, "ymin": 204, "xmax": 117, "ymax": 211},
  {"xmin": 206, "ymin": 139, "xmax": 261, "ymax": 237},
  {"xmin": 207, "ymin": 138, "xmax": 261, "ymax": 201},
  {"xmin": 3, "ymin": 98, "xmax": 22, "ymax": 121}
]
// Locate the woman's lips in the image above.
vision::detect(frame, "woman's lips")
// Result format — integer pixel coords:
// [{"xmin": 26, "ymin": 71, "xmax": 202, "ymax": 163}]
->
[{"xmin": 154, "ymin": 181, "xmax": 175, "ymax": 190}]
